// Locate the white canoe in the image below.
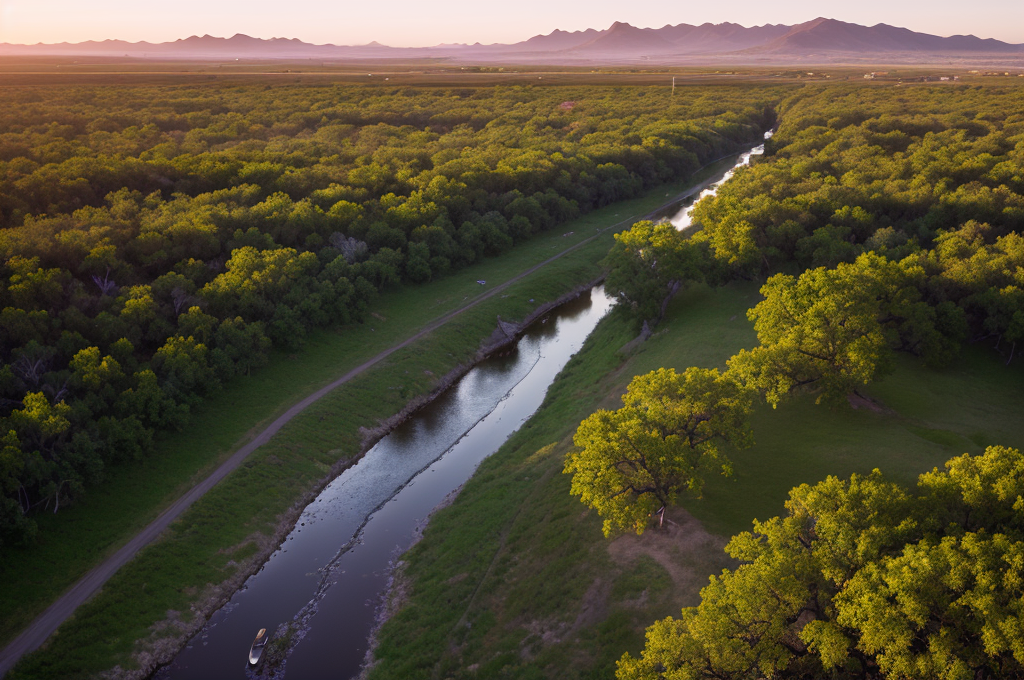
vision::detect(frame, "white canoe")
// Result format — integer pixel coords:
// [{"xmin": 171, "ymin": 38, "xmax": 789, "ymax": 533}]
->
[{"xmin": 248, "ymin": 628, "xmax": 268, "ymax": 666}]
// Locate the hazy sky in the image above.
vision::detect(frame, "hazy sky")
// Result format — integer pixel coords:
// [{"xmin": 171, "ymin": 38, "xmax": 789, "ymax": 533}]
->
[{"xmin": 2, "ymin": 0, "xmax": 1023, "ymax": 47}]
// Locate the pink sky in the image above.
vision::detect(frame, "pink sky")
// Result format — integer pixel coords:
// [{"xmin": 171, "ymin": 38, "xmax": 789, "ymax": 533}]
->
[{"xmin": 1, "ymin": 0, "xmax": 1023, "ymax": 47}]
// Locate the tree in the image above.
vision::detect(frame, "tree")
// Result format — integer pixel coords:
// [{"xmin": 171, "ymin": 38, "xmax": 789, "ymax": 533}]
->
[
  {"xmin": 0, "ymin": 429, "xmax": 37, "ymax": 546},
  {"xmin": 729, "ymin": 253, "xmax": 967, "ymax": 407},
  {"xmin": 565, "ymin": 367, "xmax": 753, "ymax": 536},
  {"xmin": 728, "ymin": 260, "xmax": 894, "ymax": 407},
  {"xmin": 115, "ymin": 369, "xmax": 188, "ymax": 430},
  {"xmin": 8, "ymin": 392, "xmax": 72, "ymax": 458},
  {"xmin": 150, "ymin": 335, "xmax": 217, "ymax": 405},
  {"xmin": 604, "ymin": 221, "xmax": 703, "ymax": 329},
  {"xmin": 617, "ymin": 445, "xmax": 1024, "ymax": 680}
]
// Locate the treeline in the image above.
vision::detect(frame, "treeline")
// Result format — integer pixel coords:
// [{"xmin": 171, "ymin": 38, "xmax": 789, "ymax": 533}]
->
[
  {"xmin": 694, "ymin": 85, "xmax": 1024, "ymax": 362},
  {"xmin": 0, "ymin": 82, "xmax": 779, "ymax": 546}
]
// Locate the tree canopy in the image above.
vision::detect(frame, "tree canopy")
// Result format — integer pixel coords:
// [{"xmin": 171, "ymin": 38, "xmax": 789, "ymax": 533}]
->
[
  {"xmin": 565, "ymin": 367, "xmax": 753, "ymax": 536},
  {"xmin": 725, "ymin": 253, "xmax": 964, "ymax": 406},
  {"xmin": 603, "ymin": 220, "xmax": 707, "ymax": 329},
  {"xmin": 684, "ymin": 85, "xmax": 1024, "ymax": 370}
]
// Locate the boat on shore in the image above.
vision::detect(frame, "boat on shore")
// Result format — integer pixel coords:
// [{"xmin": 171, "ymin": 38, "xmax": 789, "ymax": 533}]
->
[{"xmin": 248, "ymin": 628, "xmax": 268, "ymax": 666}]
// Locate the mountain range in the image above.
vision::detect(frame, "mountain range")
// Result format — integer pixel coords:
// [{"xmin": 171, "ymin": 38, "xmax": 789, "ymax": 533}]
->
[{"xmin": 2, "ymin": 18, "xmax": 1022, "ymax": 64}]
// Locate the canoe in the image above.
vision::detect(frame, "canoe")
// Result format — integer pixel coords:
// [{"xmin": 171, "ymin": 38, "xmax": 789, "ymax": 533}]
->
[{"xmin": 248, "ymin": 628, "xmax": 268, "ymax": 666}]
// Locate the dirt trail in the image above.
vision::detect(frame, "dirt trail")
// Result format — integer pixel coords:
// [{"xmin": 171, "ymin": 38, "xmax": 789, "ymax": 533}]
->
[{"xmin": 0, "ymin": 150, "xmax": 752, "ymax": 677}]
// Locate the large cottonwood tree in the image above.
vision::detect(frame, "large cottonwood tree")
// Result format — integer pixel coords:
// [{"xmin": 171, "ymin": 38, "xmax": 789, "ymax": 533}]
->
[
  {"xmin": 565, "ymin": 367, "xmax": 753, "ymax": 536},
  {"xmin": 603, "ymin": 221, "xmax": 704, "ymax": 328}
]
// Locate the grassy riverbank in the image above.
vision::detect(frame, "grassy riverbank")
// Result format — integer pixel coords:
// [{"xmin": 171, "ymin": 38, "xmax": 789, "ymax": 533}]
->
[
  {"xmin": 1, "ymin": 156, "xmax": 749, "ymax": 678},
  {"xmin": 368, "ymin": 282, "xmax": 1024, "ymax": 680}
]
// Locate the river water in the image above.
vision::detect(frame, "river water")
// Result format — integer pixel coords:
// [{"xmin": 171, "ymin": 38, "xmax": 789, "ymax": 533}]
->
[
  {"xmin": 156, "ymin": 287, "xmax": 615, "ymax": 680},
  {"xmin": 658, "ymin": 130, "xmax": 773, "ymax": 231}
]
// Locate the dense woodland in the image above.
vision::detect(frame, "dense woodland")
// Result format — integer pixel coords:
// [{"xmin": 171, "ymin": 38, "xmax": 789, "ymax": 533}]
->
[
  {"xmin": 0, "ymin": 82, "xmax": 777, "ymax": 546},
  {"xmin": 609, "ymin": 85, "xmax": 1024, "ymax": 365},
  {"xmin": 583, "ymin": 83, "xmax": 1024, "ymax": 678}
]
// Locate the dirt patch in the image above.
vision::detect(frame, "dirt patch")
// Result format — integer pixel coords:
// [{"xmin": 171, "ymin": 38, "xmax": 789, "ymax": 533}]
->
[
  {"xmin": 517, "ymin": 576, "xmax": 611, "ymax": 662},
  {"xmin": 607, "ymin": 507, "xmax": 728, "ymax": 597},
  {"xmin": 570, "ymin": 577, "xmax": 611, "ymax": 635},
  {"xmin": 516, "ymin": 509, "xmax": 729, "ymax": 664}
]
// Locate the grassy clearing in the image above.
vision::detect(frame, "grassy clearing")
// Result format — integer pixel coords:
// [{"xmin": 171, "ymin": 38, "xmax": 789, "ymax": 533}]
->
[
  {"xmin": 1, "ymin": 159, "xmax": 749, "ymax": 676},
  {"xmin": 368, "ymin": 281, "xmax": 1024, "ymax": 680}
]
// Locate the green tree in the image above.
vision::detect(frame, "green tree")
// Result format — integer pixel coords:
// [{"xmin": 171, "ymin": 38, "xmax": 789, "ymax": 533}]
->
[
  {"xmin": 565, "ymin": 367, "xmax": 753, "ymax": 536},
  {"xmin": 728, "ymin": 260, "xmax": 894, "ymax": 407},
  {"xmin": 151, "ymin": 335, "xmax": 217, "ymax": 405},
  {"xmin": 0, "ymin": 429, "xmax": 37, "ymax": 546},
  {"xmin": 604, "ymin": 221, "xmax": 702, "ymax": 329}
]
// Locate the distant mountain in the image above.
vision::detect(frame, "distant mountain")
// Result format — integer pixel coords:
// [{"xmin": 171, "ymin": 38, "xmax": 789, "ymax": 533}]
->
[
  {"xmin": 752, "ymin": 17, "xmax": 1024, "ymax": 54},
  {"xmin": 659, "ymin": 22, "xmax": 792, "ymax": 53},
  {"xmin": 1, "ymin": 19, "xmax": 1022, "ymax": 64},
  {"xmin": 504, "ymin": 28, "xmax": 601, "ymax": 53},
  {"xmin": 567, "ymin": 21, "xmax": 678, "ymax": 54}
]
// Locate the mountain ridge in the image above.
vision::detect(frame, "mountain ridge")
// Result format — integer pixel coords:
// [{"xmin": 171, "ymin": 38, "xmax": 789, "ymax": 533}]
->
[{"xmin": 2, "ymin": 19, "xmax": 1022, "ymax": 63}]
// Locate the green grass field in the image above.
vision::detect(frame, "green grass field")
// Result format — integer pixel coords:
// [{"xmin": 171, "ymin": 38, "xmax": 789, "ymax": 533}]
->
[
  {"xmin": 0, "ymin": 158, "xmax": 751, "ymax": 677},
  {"xmin": 368, "ymin": 281, "xmax": 1024, "ymax": 680}
]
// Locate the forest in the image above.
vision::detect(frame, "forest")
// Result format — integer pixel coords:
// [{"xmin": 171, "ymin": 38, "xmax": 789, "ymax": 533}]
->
[
  {"xmin": 0, "ymin": 82, "xmax": 778, "ymax": 546},
  {"xmin": 575, "ymin": 83, "xmax": 1024, "ymax": 678}
]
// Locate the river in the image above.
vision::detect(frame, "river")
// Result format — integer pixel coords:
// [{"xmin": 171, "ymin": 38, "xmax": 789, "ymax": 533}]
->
[
  {"xmin": 656, "ymin": 130, "xmax": 773, "ymax": 231},
  {"xmin": 156, "ymin": 287, "xmax": 615, "ymax": 680}
]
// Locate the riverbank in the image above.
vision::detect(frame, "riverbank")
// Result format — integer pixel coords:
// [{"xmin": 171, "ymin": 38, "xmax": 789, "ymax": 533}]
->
[
  {"xmin": 229, "ymin": 288, "xmax": 612, "ymax": 680},
  {"xmin": 355, "ymin": 274, "xmax": 605, "ymax": 455},
  {"xmin": 365, "ymin": 281, "xmax": 1024, "ymax": 680}
]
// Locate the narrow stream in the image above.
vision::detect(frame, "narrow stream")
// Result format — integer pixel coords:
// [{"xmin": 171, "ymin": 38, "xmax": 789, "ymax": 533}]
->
[
  {"xmin": 657, "ymin": 130, "xmax": 773, "ymax": 231},
  {"xmin": 157, "ymin": 287, "xmax": 615, "ymax": 680}
]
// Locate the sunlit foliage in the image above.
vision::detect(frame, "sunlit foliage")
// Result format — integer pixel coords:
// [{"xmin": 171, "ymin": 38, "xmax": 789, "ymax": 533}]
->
[{"xmin": 565, "ymin": 367, "xmax": 753, "ymax": 536}]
